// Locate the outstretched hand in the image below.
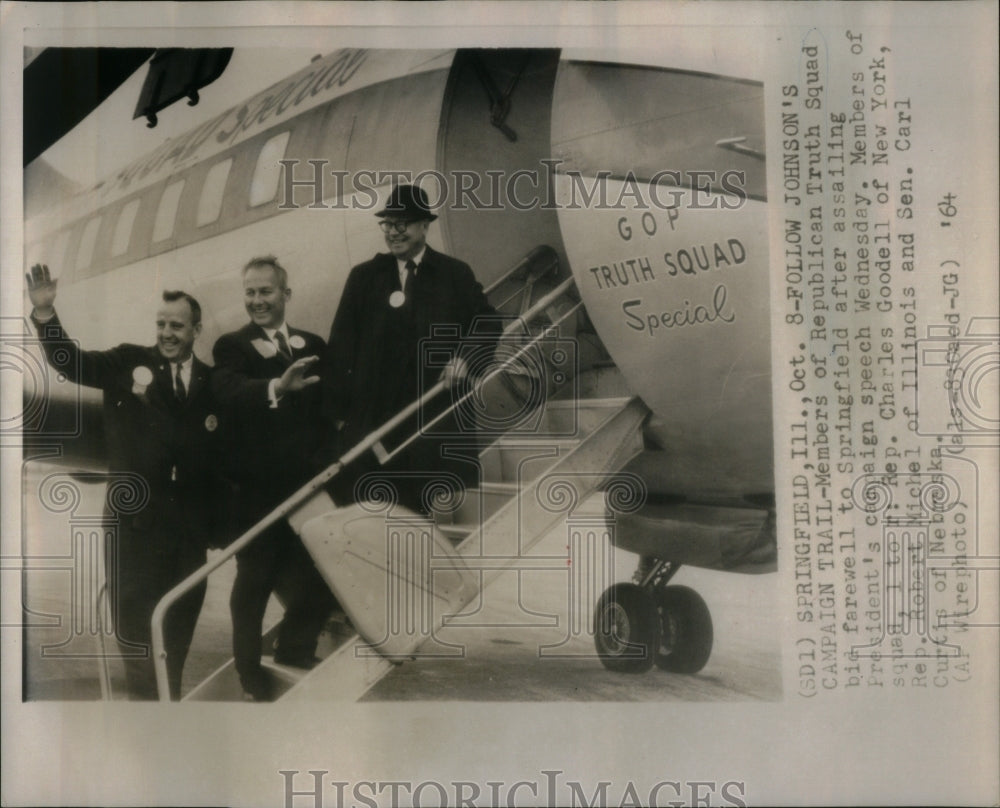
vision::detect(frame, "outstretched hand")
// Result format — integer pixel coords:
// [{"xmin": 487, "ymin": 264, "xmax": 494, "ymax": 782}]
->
[
  {"xmin": 276, "ymin": 355, "xmax": 321, "ymax": 397},
  {"xmin": 26, "ymin": 264, "xmax": 58, "ymax": 315}
]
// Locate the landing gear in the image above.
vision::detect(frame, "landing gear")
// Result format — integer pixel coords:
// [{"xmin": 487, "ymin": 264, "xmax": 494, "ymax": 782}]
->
[
  {"xmin": 593, "ymin": 561, "xmax": 714, "ymax": 675},
  {"xmin": 593, "ymin": 583, "xmax": 659, "ymax": 673},
  {"xmin": 654, "ymin": 585, "xmax": 713, "ymax": 673}
]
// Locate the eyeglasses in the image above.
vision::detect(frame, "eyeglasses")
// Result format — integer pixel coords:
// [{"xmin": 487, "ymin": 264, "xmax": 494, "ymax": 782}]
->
[{"xmin": 378, "ymin": 220, "xmax": 412, "ymax": 234}]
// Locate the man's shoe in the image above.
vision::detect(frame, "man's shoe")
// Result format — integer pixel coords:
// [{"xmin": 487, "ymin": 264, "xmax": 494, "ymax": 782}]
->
[
  {"xmin": 239, "ymin": 671, "xmax": 274, "ymax": 702},
  {"xmin": 326, "ymin": 611, "xmax": 355, "ymax": 638}
]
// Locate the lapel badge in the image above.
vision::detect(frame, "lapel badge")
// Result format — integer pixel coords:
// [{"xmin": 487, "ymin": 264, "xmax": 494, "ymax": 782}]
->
[
  {"xmin": 389, "ymin": 290, "xmax": 405, "ymax": 308},
  {"xmin": 132, "ymin": 365, "xmax": 154, "ymax": 397},
  {"xmin": 251, "ymin": 337, "xmax": 278, "ymax": 359},
  {"xmin": 204, "ymin": 414, "xmax": 219, "ymax": 432},
  {"xmin": 289, "ymin": 334, "xmax": 306, "ymax": 351}
]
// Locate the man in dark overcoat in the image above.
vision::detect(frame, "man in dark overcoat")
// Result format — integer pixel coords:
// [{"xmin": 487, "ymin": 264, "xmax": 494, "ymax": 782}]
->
[
  {"xmin": 211, "ymin": 255, "xmax": 337, "ymax": 701},
  {"xmin": 27, "ymin": 265, "xmax": 222, "ymax": 700},
  {"xmin": 323, "ymin": 184, "xmax": 499, "ymax": 513}
]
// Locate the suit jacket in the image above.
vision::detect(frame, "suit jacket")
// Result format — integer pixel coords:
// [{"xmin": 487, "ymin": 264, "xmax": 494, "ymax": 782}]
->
[
  {"xmin": 32, "ymin": 312, "xmax": 225, "ymax": 547},
  {"xmin": 322, "ymin": 245, "xmax": 499, "ymax": 485},
  {"xmin": 211, "ymin": 322, "xmax": 326, "ymax": 521}
]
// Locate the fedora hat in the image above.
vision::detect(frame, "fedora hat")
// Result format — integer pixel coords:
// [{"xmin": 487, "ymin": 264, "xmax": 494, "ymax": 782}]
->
[{"xmin": 374, "ymin": 184, "xmax": 438, "ymax": 222}]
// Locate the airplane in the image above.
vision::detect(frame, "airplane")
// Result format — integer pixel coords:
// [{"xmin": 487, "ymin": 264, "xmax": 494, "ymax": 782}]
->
[{"xmin": 20, "ymin": 46, "xmax": 775, "ymax": 700}]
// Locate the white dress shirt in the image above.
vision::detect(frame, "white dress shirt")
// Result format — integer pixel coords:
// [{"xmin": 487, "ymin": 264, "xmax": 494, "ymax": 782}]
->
[
  {"xmin": 261, "ymin": 322, "xmax": 291, "ymax": 351},
  {"xmin": 263, "ymin": 322, "xmax": 292, "ymax": 408},
  {"xmin": 396, "ymin": 247, "xmax": 426, "ymax": 290},
  {"xmin": 172, "ymin": 355, "xmax": 192, "ymax": 397}
]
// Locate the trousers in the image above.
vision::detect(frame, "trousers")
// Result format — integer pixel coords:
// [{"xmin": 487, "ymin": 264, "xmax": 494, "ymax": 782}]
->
[
  {"xmin": 105, "ymin": 510, "xmax": 206, "ymax": 700},
  {"xmin": 230, "ymin": 519, "xmax": 336, "ymax": 698}
]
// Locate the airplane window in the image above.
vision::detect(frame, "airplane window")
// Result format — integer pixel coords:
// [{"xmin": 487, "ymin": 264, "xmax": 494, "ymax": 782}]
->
[
  {"xmin": 196, "ymin": 158, "xmax": 233, "ymax": 226},
  {"xmin": 153, "ymin": 180, "xmax": 185, "ymax": 242},
  {"xmin": 50, "ymin": 230, "xmax": 71, "ymax": 274},
  {"xmin": 249, "ymin": 131, "xmax": 291, "ymax": 207},
  {"xmin": 75, "ymin": 216, "xmax": 102, "ymax": 272},
  {"xmin": 31, "ymin": 229, "xmax": 70, "ymax": 276},
  {"xmin": 110, "ymin": 198, "xmax": 141, "ymax": 257}
]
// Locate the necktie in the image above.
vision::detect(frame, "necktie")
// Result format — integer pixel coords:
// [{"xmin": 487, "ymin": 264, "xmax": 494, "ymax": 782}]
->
[
  {"xmin": 174, "ymin": 362, "xmax": 186, "ymax": 401},
  {"xmin": 404, "ymin": 259, "xmax": 417, "ymax": 293},
  {"xmin": 273, "ymin": 330, "xmax": 291, "ymax": 360}
]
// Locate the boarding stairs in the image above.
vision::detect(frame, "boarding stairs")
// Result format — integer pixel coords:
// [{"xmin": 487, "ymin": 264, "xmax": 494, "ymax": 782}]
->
[{"xmin": 150, "ymin": 246, "xmax": 649, "ymax": 702}]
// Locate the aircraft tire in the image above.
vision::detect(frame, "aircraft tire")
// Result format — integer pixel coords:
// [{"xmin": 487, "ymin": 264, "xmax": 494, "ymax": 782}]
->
[
  {"xmin": 592, "ymin": 583, "xmax": 659, "ymax": 673},
  {"xmin": 654, "ymin": 585, "xmax": 713, "ymax": 674}
]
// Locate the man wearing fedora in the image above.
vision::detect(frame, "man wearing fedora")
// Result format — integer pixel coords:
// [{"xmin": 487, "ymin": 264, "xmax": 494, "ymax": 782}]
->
[
  {"xmin": 323, "ymin": 184, "xmax": 499, "ymax": 513},
  {"xmin": 212, "ymin": 255, "xmax": 338, "ymax": 701}
]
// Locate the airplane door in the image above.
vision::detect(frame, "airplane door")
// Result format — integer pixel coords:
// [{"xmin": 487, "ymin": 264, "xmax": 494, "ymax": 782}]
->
[
  {"xmin": 436, "ymin": 49, "xmax": 568, "ymax": 288},
  {"xmin": 550, "ymin": 60, "xmax": 773, "ymax": 498}
]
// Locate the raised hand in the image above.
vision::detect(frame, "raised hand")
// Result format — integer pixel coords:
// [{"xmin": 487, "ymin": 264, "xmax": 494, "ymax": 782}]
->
[
  {"xmin": 26, "ymin": 264, "xmax": 58, "ymax": 316},
  {"xmin": 275, "ymin": 355, "xmax": 320, "ymax": 397}
]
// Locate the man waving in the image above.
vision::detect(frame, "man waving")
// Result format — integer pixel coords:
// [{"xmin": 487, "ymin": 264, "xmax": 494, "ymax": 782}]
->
[
  {"xmin": 212, "ymin": 255, "xmax": 337, "ymax": 702},
  {"xmin": 26, "ymin": 264, "xmax": 222, "ymax": 700}
]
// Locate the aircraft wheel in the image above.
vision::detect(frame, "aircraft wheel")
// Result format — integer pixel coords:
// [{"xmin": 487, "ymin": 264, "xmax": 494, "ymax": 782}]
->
[
  {"xmin": 654, "ymin": 586, "xmax": 713, "ymax": 674},
  {"xmin": 593, "ymin": 583, "xmax": 659, "ymax": 673}
]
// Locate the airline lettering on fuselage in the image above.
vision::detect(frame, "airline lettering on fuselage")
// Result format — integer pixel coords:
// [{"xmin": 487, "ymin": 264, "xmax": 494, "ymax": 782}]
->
[
  {"xmin": 110, "ymin": 50, "xmax": 369, "ymax": 194},
  {"xmin": 213, "ymin": 50, "xmax": 368, "ymax": 145}
]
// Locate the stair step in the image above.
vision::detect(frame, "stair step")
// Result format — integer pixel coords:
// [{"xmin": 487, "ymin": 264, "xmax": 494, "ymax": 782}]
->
[
  {"xmin": 538, "ymin": 397, "xmax": 633, "ymax": 437},
  {"xmin": 433, "ymin": 483, "xmax": 516, "ymax": 525},
  {"xmin": 552, "ymin": 364, "xmax": 632, "ymax": 400},
  {"xmin": 184, "ymin": 613, "xmax": 355, "ymax": 702},
  {"xmin": 186, "ymin": 396, "xmax": 647, "ymax": 702},
  {"xmin": 183, "ymin": 656, "xmax": 301, "ymax": 702},
  {"xmin": 437, "ymin": 522, "xmax": 477, "ymax": 542},
  {"xmin": 315, "ymin": 616, "xmax": 358, "ymax": 658},
  {"xmin": 456, "ymin": 399, "xmax": 647, "ymax": 562},
  {"xmin": 283, "ymin": 397, "xmax": 651, "ymax": 702},
  {"xmin": 479, "ymin": 438, "xmax": 580, "ymax": 484},
  {"xmin": 479, "ymin": 481, "xmax": 519, "ymax": 494}
]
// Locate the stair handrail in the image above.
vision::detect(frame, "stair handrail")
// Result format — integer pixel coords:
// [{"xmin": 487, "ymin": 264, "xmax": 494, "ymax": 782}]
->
[
  {"xmin": 150, "ymin": 259, "xmax": 578, "ymax": 701},
  {"xmin": 482, "ymin": 244, "xmax": 559, "ymax": 297},
  {"xmin": 484, "ymin": 245, "xmax": 561, "ymax": 314},
  {"xmin": 379, "ymin": 285, "xmax": 583, "ymax": 468}
]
